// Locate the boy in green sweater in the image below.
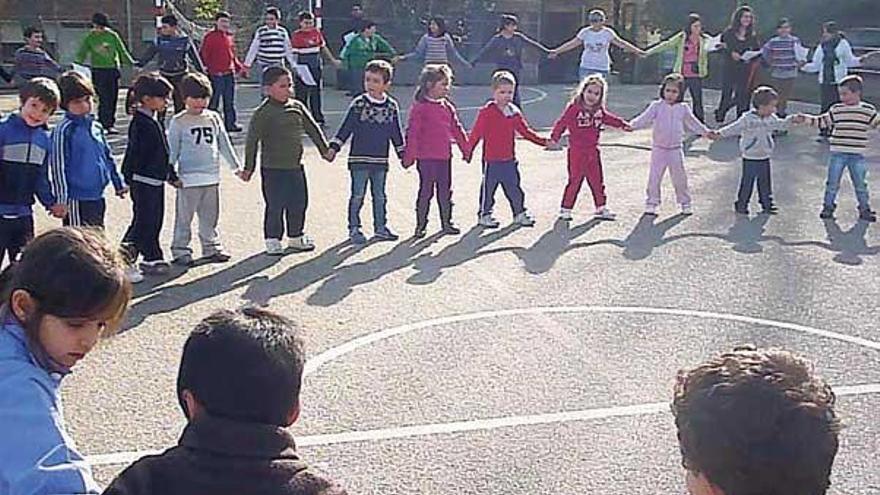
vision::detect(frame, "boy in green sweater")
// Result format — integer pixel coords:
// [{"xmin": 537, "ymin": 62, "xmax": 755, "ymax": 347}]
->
[
  {"xmin": 75, "ymin": 12, "xmax": 137, "ymax": 134},
  {"xmin": 341, "ymin": 20, "xmax": 396, "ymax": 95},
  {"xmin": 243, "ymin": 66, "xmax": 330, "ymax": 255}
]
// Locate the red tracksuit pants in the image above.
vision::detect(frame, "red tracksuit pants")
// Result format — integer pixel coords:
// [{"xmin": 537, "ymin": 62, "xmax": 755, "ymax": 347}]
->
[{"xmin": 561, "ymin": 147, "xmax": 606, "ymax": 210}]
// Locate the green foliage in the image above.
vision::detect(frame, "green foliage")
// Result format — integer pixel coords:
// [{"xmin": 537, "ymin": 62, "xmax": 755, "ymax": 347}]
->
[{"xmin": 191, "ymin": 0, "xmax": 223, "ymax": 21}]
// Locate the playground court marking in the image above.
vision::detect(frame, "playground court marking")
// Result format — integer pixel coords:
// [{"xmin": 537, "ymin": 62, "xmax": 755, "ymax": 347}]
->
[{"xmin": 86, "ymin": 305, "xmax": 880, "ymax": 466}]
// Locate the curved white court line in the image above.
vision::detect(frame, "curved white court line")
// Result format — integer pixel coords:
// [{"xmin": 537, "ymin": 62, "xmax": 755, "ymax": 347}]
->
[
  {"xmin": 321, "ymin": 87, "xmax": 549, "ymax": 116},
  {"xmin": 86, "ymin": 306, "xmax": 880, "ymax": 466}
]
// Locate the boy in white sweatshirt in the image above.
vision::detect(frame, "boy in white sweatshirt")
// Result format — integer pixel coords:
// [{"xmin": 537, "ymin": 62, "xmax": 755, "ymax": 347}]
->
[{"xmin": 167, "ymin": 72, "xmax": 244, "ymax": 266}]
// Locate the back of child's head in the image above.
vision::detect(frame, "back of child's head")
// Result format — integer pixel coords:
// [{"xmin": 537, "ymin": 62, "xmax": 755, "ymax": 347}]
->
[
  {"xmin": 91, "ymin": 12, "xmax": 110, "ymax": 28},
  {"xmin": 491, "ymin": 70, "xmax": 517, "ymax": 89},
  {"xmin": 180, "ymin": 72, "xmax": 213, "ymax": 100},
  {"xmin": 19, "ymin": 77, "xmax": 60, "ymax": 112},
  {"xmin": 751, "ymin": 86, "xmax": 779, "ymax": 109},
  {"xmin": 298, "ymin": 10, "xmax": 315, "ymax": 22},
  {"xmin": 672, "ymin": 346, "xmax": 839, "ymax": 495},
  {"xmin": 58, "ymin": 71, "xmax": 95, "ymax": 110},
  {"xmin": 660, "ymin": 73, "xmax": 686, "ymax": 103},
  {"xmin": 414, "ymin": 63, "xmax": 453, "ymax": 101},
  {"xmin": 262, "ymin": 65, "xmax": 291, "ymax": 87},
  {"xmin": 365, "ymin": 59, "xmax": 394, "ymax": 84},
  {"xmin": 176, "ymin": 307, "xmax": 305, "ymax": 425},
  {"xmin": 499, "ymin": 14, "xmax": 518, "ymax": 30},
  {"xmin": 0, "ymin": 227, "xmax": 131, "ymax": 337},
  {"xmin": 130, "ymin": 72, "xmax": 173, "ymax": 104},
  {"xmin": 839, "ymin": 75, "xmax": 863, "ymax": 95},
  {"xmin": 572, "ymin": 73, "xmax": 607, "ymax": 107}
]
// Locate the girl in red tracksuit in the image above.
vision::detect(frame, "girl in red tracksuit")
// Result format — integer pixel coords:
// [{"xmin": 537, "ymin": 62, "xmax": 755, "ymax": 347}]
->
[
  {"xmin": 550, "ymin": 74, "xmax": 631, "ymax": 221},
  {"xmin": 466, "ymin": 71, "xmax": 548, "ymax": 228}
]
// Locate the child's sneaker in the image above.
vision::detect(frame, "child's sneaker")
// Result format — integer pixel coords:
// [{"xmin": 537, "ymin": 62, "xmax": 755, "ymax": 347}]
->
[
  {"xmin": 594, "ymin": 206, "xmax": 616, "ymax": 221},
  {"xmin": 373, "ymin": 227, "xmax": 399, "ymax": 241},
  {"xmin": 680, "ymin": 204, "xmax": 693, "ymax": 216},
  {"xmin": 478, "ymin": 214, "xmax": 500, "ymax": 228},
  {"xmin": 125, "ymin": 265, "xmax": 144, "ymax": 284},
  {"xmin": 414, "ymin": 226, "xmax": 427, "ymax": 239},
  {"xmin": 558, "ymin": 208, "xmax": 573, "ymax": 221},
  {"xmin": 819, "ymin": 204, "xmax": 835, "ymax": 219},
  {"xmin": 761, "ymin": 205, "xmax": 779, "ymax": 215},
  {"xmin": 514, "ymin": 211, "xmax": 536, "ymax": 227},
  {"xmin": 140, "ymin": 260, "xmax": 170, "ymax": 276},
  {"xmin": 734, "ymin": 203, "xmax": 749, "ymax": 215},
  {"xmin": 441, "ymin": 222, "xmax": 461, "ymax": 235},
  {"xmin": 288, "ymin": 235, "xmax": 316, "ymax": 252},
  {"xmin": 349, "ymin": 229, "xmax": 367, "ymax": 245},
  {"xmin": 172, "ymin": 254, "xmax": 194, "ymax": 266},
  {"xmin": 859, "ymin": 207, "xmax": 877, "ymax": 222},
  {"xmin": 203, "ymin": 252, "xmax": 231, "ymax": 263},
  {"xmin": 644, "ymin": 205, "xmax": 658, "ymax": 216},
  {"xmin": 265, "ymin": 238, "xmax": 284, "ymax": 256}
]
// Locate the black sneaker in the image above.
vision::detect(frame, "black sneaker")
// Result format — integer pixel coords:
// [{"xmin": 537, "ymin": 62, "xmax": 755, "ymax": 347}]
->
[
  {"xmin": 442, "ymin": 223, "xmax": 461, "ymax": 235},
  {"xmin": 734, "ymin": 203, "xmax": 749, "ymax": 215},
  {"xmin": 859, "ymin": 208, "xmax": 877, "ymax": 222},
  {"xmin": 226, "ymin": 124, "xmax": 243, "ymax": 133},
  {"xmin": 761, "ymin": 205, "xmax": 779, "ymax": 215},
  {"xmin": 414, "ymin": 227, "xmax": 427, "ymax": 239},
  {"xmin": 203, "ymin": 252, "xmax": 232, "ymax": 263},
  {"xmin": 819, "ymin": 204, "xmax": 835, "ymax": 219},
  {"xmin": 172, "ymin": 254, "xmax": 194, "ymax": 266}
]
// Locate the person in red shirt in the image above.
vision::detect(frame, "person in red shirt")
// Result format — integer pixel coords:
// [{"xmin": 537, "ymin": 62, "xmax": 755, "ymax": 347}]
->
[
  {"xmin": 466, "ymin": 71, "xmax": 548, "ymax": 228},
  {"xmin": 291, "ymin": 11, "xmax": 341, "ymax": 125},
  {"xmin": 549, "ymin": 74, "xmax": 632, "ymax": 221},
  {"xmin": 199, "ymin": 11, "xmax": 244, "ymax": 132}
]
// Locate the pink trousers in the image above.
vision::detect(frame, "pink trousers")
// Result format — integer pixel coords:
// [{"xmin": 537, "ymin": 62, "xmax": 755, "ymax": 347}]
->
[{"xmin": 646, "ymin": 146, "xmax": 691, "ymax": 208}]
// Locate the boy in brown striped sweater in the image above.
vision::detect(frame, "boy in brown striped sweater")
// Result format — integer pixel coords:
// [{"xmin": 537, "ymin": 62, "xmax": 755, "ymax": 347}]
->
[{"xmin": 806, "ymin": 75, "xmax": 880, "ymax": 222}]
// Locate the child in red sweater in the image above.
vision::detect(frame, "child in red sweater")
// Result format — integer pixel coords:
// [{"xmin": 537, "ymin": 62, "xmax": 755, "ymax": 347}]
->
[
  {"xmin": 466, "ymin": 71, "xmax": 548, "ymax": 228},
  {"xmin": 403, "ymin": 64, "xmax": 469, "ymax": 238},
  {"xmin": 550, "ymin": 74, "xmax": 631, "ymax": 221}
]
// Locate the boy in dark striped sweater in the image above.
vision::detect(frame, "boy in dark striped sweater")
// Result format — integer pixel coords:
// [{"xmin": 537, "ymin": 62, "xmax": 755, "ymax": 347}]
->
[
  {"xmin": 326, "ymin": 60, "xmax": 405, "ymax": 244},
  {"xmin": 760, "ymin": 18, "xmax": 807, "ymax": 120},
  {"xmin": 805, "ymin": 75, "xmax": 880, "ymax": 221}
]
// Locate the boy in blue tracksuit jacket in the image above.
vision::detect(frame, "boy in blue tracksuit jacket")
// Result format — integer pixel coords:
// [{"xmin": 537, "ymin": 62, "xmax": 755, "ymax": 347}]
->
[
  {"xmin": 49, "ymin": 71, "xmax": 128, "ymax": 228},
  {"xmin": 0, "ymin": 78, "xmax": 66, "ymax": 267}
]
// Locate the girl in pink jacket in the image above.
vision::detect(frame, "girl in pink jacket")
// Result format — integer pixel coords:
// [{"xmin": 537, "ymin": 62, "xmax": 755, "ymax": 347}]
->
[
  {"xmin": 403, "ymin": 64, "xmax": 469, "ymax": 238},
  {"xmin": 630, "ymin": 73, "xmax": 712, "ymax": 215}
]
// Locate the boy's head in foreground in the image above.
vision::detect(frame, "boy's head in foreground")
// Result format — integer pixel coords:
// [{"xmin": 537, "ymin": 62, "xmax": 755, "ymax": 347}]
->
[
  {"xmin": 838, "ymin": 75, "xmax": 864, "ymax": 106},
  {"xmin": 364, "ymin": 59, "xmax": 393, "ymax": 97},
  {"xmin": 180, "ymin": 72, "xmax": 213, "ymax": 114},
  {"xmin": 263, "ymin": 66, "xmax": 293, "ymax": 103},
  {"xmin": 177, "ymin": 307, "xmax": 306, "ymax": 426},
  {"xmin": 672, "ymin": 346, "xmax": 839, "ymax": 495},
  {"xmin": 751, "ymin": 86, "xmax": 779, "ymax": 117},
  {"xmin": 18, "ymin": 77, "xmax": 60, "ymax": 127}
]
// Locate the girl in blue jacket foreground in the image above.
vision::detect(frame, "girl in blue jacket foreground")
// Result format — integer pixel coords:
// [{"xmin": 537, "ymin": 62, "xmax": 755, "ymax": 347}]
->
[{"xmin": 0, "ymin": 227, "xmax": 132, "ymax": 494}]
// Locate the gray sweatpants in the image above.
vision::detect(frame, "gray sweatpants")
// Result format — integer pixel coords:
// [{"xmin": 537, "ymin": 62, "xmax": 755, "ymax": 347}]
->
[{"xmin": 171, "ymin": 185, "xmax": 222, "ymax": 259}]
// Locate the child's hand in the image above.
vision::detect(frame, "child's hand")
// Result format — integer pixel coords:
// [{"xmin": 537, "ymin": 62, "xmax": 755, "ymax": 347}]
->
[
  {"xmin": 545, "ymin": 140, "xmax": 562, "ymax": 151},
  {"xmin": 116, "ymin": 186, "xmax": 129, "ymax": 198},
  {"xmin": 792, "ymin": 114, "xmax": 807, "ymax": 125},
  {"xmin": 705, "ymin": 131, "xmax": 720, "ymax": 140},
  {"xmin": 622, "ymin": 122, "xmax": 634, "ymax": 132},
  {"xmin": 237, "ymin": 169, "xmax": 253, "ymax": 182},
  {"xmin": 324, "ymin": 149, "xmax": 337, "ymax": 162},
  {"xmin": 402, "ymin": 158, "xmax": 414, "ymax": 169},
  {"xmin": 170, "ymin": 179, "xmax": 184, "ymax": 189},
  {"xmin": 49, "ymin": 203, "xmax": 67, "ymax": 219}
]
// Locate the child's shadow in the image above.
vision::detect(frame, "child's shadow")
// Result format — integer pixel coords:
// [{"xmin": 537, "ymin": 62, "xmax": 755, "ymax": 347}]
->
[
  {"xmin": 781, "ymin": 219, "xmax": 879, "ymax": 265},
  {"xmin": 727, "ymin": 214, "xmax": 772, "ymax": 254},
  {"xmin": 513, "ymin": 218, "xmax": 609, "ymax": 274},
  {"xmin": 622, "ymin": 214, "xmax": 689, "ymax": 260},
  {"xmin": 306, "ymin": 234, "xmax": 443, "ymax": 307},
  {"xmin": 407, "ymin": 225, "xmax": 519, "ymax": 285}
]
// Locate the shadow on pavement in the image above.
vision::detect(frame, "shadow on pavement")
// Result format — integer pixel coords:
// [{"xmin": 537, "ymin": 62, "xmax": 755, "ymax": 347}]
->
[
  {"xmin": 406, "ymin": 225, "xmax": 520, "ymax": 285},
  {"xmin": 622, "ymin": 213, "xmax": 690, "ymax": 260},
  {"xmin": 513, "ymin": 218, "xmax": 606, "ymax": 274}
]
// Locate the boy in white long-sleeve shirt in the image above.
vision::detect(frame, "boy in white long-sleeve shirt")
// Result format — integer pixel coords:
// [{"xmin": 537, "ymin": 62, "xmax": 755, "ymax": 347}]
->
[{"xmin": 167, "ymin": 73, "xmax": 244, "ymax": 266}]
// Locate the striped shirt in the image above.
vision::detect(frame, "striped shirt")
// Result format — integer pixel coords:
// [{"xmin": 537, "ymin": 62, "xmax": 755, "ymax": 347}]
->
[
  {"xmin": 810, "ymin": 102, "xmax": 880, "ymax": 154},
  {"xmin": 244, "ymin": 25, "xmax": 296, "ymax": 67},
  {"xmin": 406, "ymin": 33, "xmax": 469, "ymax": 66},
  {"xmin": 761, "ymin": 35, "xmax": 803, "ymax": 79}
]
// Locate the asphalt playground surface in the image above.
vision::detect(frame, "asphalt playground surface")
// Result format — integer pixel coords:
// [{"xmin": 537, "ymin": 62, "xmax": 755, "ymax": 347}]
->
[{"xmin": 15, "ymin": 79, "xmax": 880, "ymax": 494}]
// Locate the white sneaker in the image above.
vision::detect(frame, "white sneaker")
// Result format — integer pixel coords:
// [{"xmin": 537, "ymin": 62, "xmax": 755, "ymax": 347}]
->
[
  {"xmin": 594, "ymin": 206, "xmax": 617, "ymax": 221},
  {"xmin": 644, "ymin": 205, "xmax": 658, "ymax": 215},
  {"xmin": 558, "ymin": 208, "xmax": 573, "ymax": 221},
  {"xmin": 515, "ymin": 211, "xmax": 536, "ymax": 227},
  {"xmin": 680, "ymin": 204, "xmax": 693, "ymax": 216},
  {"xmin": 265, "ymin": 238, "xmax": 284, "ymax": 256},
  {"xmin": 478, "ymin": 214, "xmax": 500, "ymax": 228},
  {"xmin": 125, "ymin": 265, "xmax": 144, "ymax": 284},
  {"xmin": 288, "ymin": 235, "xmax": 316, "ymax": 252}
]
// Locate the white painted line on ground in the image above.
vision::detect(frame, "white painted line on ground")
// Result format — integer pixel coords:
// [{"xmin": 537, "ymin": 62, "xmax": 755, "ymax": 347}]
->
[{"xmin": 85, "ymin": 306, "xmax": 880, "ymax": 467}]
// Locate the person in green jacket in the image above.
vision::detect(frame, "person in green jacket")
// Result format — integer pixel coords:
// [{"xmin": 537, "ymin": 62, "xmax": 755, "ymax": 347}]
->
[
  {"xmin": 75, "ymin": 12, "xmax": 137, "ymax": 134},
  {"xmin": 643, "ymin": 13, "xmax": 720, "ymax": 123},
  {"xmin": 341, "ymin": 20, "xmax": 396, "ymax": 95}
]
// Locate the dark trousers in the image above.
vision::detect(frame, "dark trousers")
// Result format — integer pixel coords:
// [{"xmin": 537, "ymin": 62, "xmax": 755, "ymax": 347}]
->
[
  {"xmin": 479, "ymin": 160, "xmax": 525, "ymax": 217},
  {"xmin": 416, "ymin": 159, "xmax": 453, "ymax": 227},
  {"xmin": 159, "ymin": 73, "xmax": 186, "ymax": 125},
  {"xmin": 209, "ymin": 73, "xmax": 238, "ymax": 128},
  {"xmin": 684, "ymin": 77, "xmax": 705, "ymax": 123},
  {"xmin": 92, "ymin": 68, "xmax": 120, "ymax": 130},
  {"xmin": 122, "ymin": 182, "xmax": 165, "ymax": 262},
  {"xmin": 819, "ymin": 83, "xmax": 841, "ymax": 137},
  {"xmin": 0, "ymin": 215, "xmax": 33, "ymax": 267},
  {"xmin": 716, "ymin": 65, "xmax": 750, "ymax": 122},
  {"xmin": 295, "ymin": 65, "xmax": 324, "ymax": 123},
  {"xmin": 349, "ymin": 69, "xmax": 365, "ymax": 95},
  {"xmin": 261, "ymin": 168, "xmax": 308, "ymax": 240},
  {"xmin": 736, "ymin": 158, "xmax": 773, "ymax": 210},
  {"xmin": 63, "ymin": 199, "xmax": 106, "ymax": 228}
]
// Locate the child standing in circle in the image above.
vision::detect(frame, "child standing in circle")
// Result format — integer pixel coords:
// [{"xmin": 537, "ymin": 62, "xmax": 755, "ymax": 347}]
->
[
  {"xmin": 466, "ymin": 71, "xmax": 548, "ymax": 228},
  {"xmin": 630, "ymin": 73, "xmax": 712, "ymax": 216},
  {"xmin": 403, "ymin": 64, "xmax": 468, "ymax": 238},
  {"xmin": 0, "ymin": 227, "xmax": 132, "ymax": 494},
  {"xmin": 549, "ymin": 74, "xmax": 631, "ymax": 221}
]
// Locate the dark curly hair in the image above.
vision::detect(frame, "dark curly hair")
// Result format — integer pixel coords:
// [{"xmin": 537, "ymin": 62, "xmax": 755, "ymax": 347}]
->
[{"xmin": 672, "ymin": 346, "xmax": 840, "ymax": 495}]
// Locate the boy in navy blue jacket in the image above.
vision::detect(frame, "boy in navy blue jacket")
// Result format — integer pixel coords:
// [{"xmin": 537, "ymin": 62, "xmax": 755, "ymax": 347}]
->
[
  {"xmin": 49, "ymin": 71, "xmax": 128, "ymax": 228},
  {"xmin": 326, "ymin": 60, "xmax": 404, "ymax": 244},
  {"xmin": 0, "ymin": 78, "xmax": 66, "ymax": 267}
]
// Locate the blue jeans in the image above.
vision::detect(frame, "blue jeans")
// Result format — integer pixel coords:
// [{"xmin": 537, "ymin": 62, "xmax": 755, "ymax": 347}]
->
[
  {"xmin": 579, "ymin": 67, "xmax": 609, "ymax": 81},
  {"xmin": 209, "ymin": 74, "xmax": 237, "ymax": 128},
  {"xmin": 348, "ymin": 167, "xmax": 388, "ymax": 231},
  {"xmin": 824, "ymin": 152, "xmax": 870, "ymax": 209}
]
